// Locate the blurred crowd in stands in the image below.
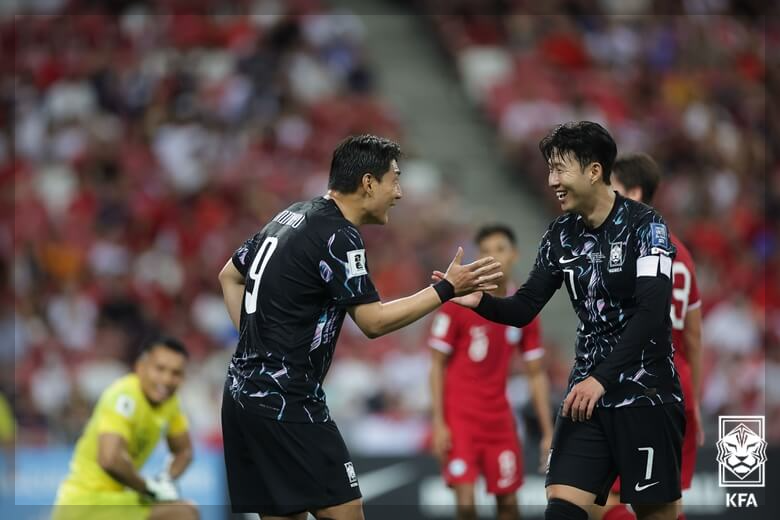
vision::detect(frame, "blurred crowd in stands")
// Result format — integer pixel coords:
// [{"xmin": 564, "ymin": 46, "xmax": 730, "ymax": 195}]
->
[
  {"xmin": 426, "ymin": 0, "xmax": 776, "ymax": 437},
  {"xmin": 4, "ymin": 0, "xmax": 777, "ymax": 455},
  {"xmin": 5, "ymin": 0, "xmax": 481, "ymax": 453}
]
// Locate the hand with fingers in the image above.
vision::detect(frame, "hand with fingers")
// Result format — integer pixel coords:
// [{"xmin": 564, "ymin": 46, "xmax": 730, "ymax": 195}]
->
[
  {"xmin": 431, "ymin": 247, "xmax": 502, "ymax": 307},
  {"xmin": 561, "ymin": 376, "xmax": 605, "ymax": 422},
  {"xmin": 431, "ymin": 421, "xmax": 451, "ymax": 462}
]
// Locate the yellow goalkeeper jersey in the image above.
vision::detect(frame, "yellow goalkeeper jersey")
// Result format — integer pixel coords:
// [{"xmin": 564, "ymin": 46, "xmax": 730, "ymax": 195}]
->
[
  {"xmin": 0, "ymin": 392, "xmax": 14, "ymax": 443},
  {"xmin": 60, "ymin": 373, "xmax": 188, "ymax": 493}
]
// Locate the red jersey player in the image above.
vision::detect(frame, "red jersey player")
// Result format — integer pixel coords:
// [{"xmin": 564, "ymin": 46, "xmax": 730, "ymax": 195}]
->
[
  {"xmin": 595, "ymin": 153, "xmax": 704, "ymax": 520},
  {"xmin": 429, "ymin": 225, "xmax": 554, "ymax": 520}
]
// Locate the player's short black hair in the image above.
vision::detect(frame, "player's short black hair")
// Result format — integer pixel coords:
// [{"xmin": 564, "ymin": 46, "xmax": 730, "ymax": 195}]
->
[
  {"xmin": 139, "ymin": 336, "xmax": 189, "ymax": 360},
  {"xmin": 539, "ymin": 121, "xmax": 617, "ymax": 184},
  {"xmin": 611, "ymin": 153, "xmax": 661, "ymax": 205},
  {"xmin": 475, "ymin": 224, "xmax": 516, "ymax": 247},
  {"xmin": 328, "ymin": 134, "xmax": 402, "ymax": 193}
]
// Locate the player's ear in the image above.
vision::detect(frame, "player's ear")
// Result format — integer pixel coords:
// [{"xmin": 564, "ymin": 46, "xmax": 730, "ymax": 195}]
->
[
  {"xmin": 361, "ymin": 173, "xmax": 374, "ymax": 195},
  {"xmin": 589, "ymin": 162, "xmax": 603, "ymax": 185}
]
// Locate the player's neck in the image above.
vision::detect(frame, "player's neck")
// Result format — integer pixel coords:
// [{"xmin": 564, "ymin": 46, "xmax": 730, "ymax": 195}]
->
[
  {"xmin": 580, "ymin": 186, "xmax": 615, "ymax": 229},
  {"xmin": 325, "ymin": 191, "xmax": 365, "ymax": 226}
]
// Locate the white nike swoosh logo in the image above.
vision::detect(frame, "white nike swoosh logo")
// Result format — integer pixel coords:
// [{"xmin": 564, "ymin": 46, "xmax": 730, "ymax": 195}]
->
[
  {"xmin": 559, "ymin": 256, "xmax": 579, "ymax": 264},
  {"xmin": 634, "ymin": 481, "xmax": 660, "ymax": 492},
  {"xmin": 358, "ymin": 462, "xmax": 418, "ymax": 502}
]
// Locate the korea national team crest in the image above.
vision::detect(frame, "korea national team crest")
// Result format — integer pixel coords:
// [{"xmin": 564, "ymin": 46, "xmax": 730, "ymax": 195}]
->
[
  {"xmin": 717, "ymin": 416, "xmax": 767, "ymax": 487},
  {"xmin": 608, "ymin": 241, "xmax": 625, "ymax": 272}
]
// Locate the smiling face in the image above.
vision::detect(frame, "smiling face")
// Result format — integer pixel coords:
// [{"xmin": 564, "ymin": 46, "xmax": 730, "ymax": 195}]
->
[
  {"xmin": 135, "ymin": 345, "xmax": 187, "ymax": 405},
  {"xmin": 363, "ymin": 159, "xmax": 402, "ymax": 225},
  {"xmin": 547, "ymin": 151, "xmax": 600, "ymax": 214}
]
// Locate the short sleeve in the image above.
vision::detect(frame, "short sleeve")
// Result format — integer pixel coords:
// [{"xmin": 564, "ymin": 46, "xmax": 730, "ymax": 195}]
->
[
  {"xmin": 96, "ymin": 392, "xmax": 134, "ymax": 441},
  {"xmin": 167, "ymin": 397, "xmax": 189, "ymax": 437},
  {"xmin": 428, "ymin": 303, "xmax": 460, "ymax": 355},
  {"xmin": 321, "ymin": 226, "xmax": 380, "ymax": 307},
  {"xmin": 231, "ymin": 234, "xmax": 258, "ymax": 278},
  {"xmin": 520, "ymin": 316, "xmax": 544, "ymax": 361},
  {"xmin": 634, "ymin": 210, "xmax": 676, "ymax": 279}
]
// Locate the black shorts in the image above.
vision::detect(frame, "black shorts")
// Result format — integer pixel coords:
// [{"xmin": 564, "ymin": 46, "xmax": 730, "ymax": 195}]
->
[
  {"xmin": 545, "ymin": 402, "xmax": 685, "ymax": 506},
  {"xmin": 221, "ymin": 387, "xmax": 362, "ymax": 516}
]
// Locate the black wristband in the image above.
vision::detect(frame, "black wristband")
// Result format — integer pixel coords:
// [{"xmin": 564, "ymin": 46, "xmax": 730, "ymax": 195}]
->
[{"xmin": 433, "ymin": 279, "xmax": 455, "ymax": 303}]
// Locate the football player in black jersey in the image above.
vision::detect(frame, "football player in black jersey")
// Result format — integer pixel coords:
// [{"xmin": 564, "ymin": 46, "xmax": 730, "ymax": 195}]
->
[
  {"xmin": 436, "ymin": 122, "xmax": 684, "ymax": 520},
  {"xmin": 218, "ymin": 134, "xmax": 502, "ymax": 520}
]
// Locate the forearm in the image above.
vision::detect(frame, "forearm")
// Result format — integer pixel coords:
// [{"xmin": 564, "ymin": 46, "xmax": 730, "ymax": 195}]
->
[
  {"xmin": 475, "ymin": 272, "xmax": 556, "ymax": 327},
  {"xmin": 102, "ymin": 452, "xmax": 148, "ymax": 494},
  {"xmin": 684, "ymin": 308, "xmax": 703, "ymax": 402},
  {"xmin": 365, "ymin": 286, "xmax": 442, "ymax": 338},
  {"xmin": 220, "ymin": 280, "xmax": 244, "ymax": 331},
  {"xmin": 688, "ymin": 339, "xmax": 703, "ymax": 403},
  {"xmin": 429, "ymin": 362, "xmax": 446, "ymax": 425},
  {"xmin": 529, "ymin": 372, "xmax": 554, "ymax": 438},
  {"xmin": 168, "ymin": 448, "xmax": 193, "ymax": 479}
]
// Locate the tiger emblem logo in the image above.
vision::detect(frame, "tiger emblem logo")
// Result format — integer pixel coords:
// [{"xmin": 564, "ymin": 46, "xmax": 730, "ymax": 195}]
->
[{"xmin": 716, "ymin": 422, "xmax": 767, "ymax": 480}]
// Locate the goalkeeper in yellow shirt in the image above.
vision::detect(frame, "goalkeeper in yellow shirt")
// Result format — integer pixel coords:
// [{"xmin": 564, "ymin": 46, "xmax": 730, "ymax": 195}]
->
[{"xmin": 52, "ymin": 337, "xmax": 198, "ymax": 520}]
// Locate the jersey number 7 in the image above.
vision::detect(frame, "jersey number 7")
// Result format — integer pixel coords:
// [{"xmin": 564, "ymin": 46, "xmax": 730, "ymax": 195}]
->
[{"xmin": 245, "ymin": 237, "xmax": 278, "ymax": 314}]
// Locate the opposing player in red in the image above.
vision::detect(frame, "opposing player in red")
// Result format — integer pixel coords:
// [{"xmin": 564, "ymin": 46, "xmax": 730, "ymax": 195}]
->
[
  {"xmin": 429, "ymin": 224, "xmax": 554, "ymax": 520},
  {"xmin": 595, "ymin": 153, "xmax": 704, "ymax": 520}
]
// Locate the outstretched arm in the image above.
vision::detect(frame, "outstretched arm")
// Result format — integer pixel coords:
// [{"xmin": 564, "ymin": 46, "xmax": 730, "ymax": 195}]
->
[
  {"xmin": 432, "ymin": 266, "xmax": 560, "ymax": 328},
  {"xmin": 474, "ymin": 270, "xmax": 559, "ymax": 327},
  {"xmin": 349, "ymin": 248, "xmax": 502, "ymax": 338},
  {"xmin": 432, "ymin": 226, "xmax": 562, "ymax": 327}
]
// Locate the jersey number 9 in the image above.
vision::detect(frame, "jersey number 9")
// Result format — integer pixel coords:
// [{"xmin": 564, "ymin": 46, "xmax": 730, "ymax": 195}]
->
[{"xmin": 245, "ymin": 237, "xmax": 279, "ymax": 314}]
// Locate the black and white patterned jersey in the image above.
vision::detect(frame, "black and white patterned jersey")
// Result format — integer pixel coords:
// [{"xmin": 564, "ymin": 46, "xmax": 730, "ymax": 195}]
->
[
  {"xmin": 227, "ymin": 196, "xmax": 379, "ymax": 423},
  {"xmin": 476, "ymin": 194, "xmax": 682, "ymax": 408}
]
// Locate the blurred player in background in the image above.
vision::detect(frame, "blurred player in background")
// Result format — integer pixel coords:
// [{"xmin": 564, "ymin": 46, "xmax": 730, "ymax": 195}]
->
[
  {"xmin": 429, "ymin": 224, "xmax": 553, "ymax": 520},
  {"xmin": 52, "ymin": 337, "xmax": 197, "ymax": 520},
  {"xmin": 436, "ymin": 122, "xmax": 684, "ymax": 520},
  {"xmin": 0, "ymin": 392, "xmax": 14, "ymax": 487},
  {"xmin": 593, "ymin": 153, "xmax": 703, "ymax": 520},
  {"xmin": 218, "ymin": 134, "xmax": 502, "ymax": 520}
]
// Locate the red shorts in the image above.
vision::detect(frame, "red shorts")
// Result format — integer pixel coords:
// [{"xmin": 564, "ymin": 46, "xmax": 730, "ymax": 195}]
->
[
  {"xmin": 611, "ymin": 405, "xmax": 697, "ymax": 494},
  {"xmin": 443, "ymin": 424, "xmax": 524, "ymax": 495}
]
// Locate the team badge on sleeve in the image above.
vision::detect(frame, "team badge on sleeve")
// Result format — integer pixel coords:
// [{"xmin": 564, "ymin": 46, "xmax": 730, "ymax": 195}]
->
[
  {"xmin": 115, "ymin": 394, "xmax": 135, "ymax": 418},
  {"xmin": 346, "ymin": 250, "xmax": 368, "ymax": 278},
  {"xmin": 650, "ymin": 223, "xmax": 669, "ymax": 249}
]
